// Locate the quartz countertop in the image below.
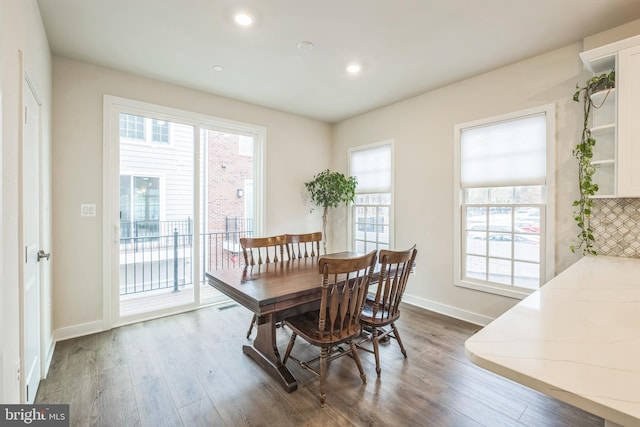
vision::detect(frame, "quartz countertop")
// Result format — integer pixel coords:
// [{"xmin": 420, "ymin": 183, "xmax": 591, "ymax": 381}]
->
[{"xmin": 465, "ymin": 255, "xmax": 640, "ymax": 427}]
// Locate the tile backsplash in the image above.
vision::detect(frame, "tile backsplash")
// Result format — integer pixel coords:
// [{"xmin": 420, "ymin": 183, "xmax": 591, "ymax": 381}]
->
[{"xmin": 591, "ymin": 198, "xmax": 640, "ymax": 257}]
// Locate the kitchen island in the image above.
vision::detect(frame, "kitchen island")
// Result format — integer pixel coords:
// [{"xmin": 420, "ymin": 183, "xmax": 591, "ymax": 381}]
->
[{"xmin": 465, "ymin": 256, "xmax": 640, "ymax": 427}]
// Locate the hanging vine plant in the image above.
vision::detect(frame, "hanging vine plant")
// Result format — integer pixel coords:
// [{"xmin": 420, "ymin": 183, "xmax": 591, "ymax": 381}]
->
[{"xmin": 570, "ymin": 70, "xmax": 615, "ymax": 256}]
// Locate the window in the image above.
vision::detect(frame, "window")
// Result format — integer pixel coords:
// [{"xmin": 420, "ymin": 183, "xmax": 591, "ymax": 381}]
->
[
  {"xmin": 350, "ymin": 142, "xmax": 393, "ymax": 253},
  {"xmin": 120, "ymin": 113, "xmax": 145, "ymax": 140},
  {"xmin": 119, "ymin": 113, "xmax": 170, "ymax": 144},
  {"xmin": 119, "ymin": 175, "xmax": 160, "ymax": 239},
  {"xmin": 152, "ymin": 119, "xmax": 169, "ymax": 143},
  {"xmin": 454, "ymin": 105, "xmax": 555, "ymax": 298}
]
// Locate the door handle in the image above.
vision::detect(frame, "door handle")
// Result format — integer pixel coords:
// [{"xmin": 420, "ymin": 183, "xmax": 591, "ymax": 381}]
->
[{"xmin": 37, "ymin": 250, "xmax": 50, "ymax": 262}]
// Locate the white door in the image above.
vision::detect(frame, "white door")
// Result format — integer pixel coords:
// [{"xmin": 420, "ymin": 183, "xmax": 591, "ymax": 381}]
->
[{"xmin": 22, "ymin": 77, "xmax": 42, "ymax": 404}]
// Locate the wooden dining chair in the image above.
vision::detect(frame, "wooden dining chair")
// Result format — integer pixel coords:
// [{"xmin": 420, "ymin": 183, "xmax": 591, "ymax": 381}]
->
[
  {"xmin": 240, "ymin": 235, "xmax": 285, "ymax": 266},
  {"xmin": 282, "ymin": 250, "xmax": 377, "ymax": 407},
  {"xmin": 240, "ymin": 234, "xmax": 286, "ymax": 338},
  {"xmin": 357, "ymin": 245, "xmax": 417, "ymax": 377},
  {"xmin": 285, "ymin": 231, "xmax": 322, "ymax": 260}
]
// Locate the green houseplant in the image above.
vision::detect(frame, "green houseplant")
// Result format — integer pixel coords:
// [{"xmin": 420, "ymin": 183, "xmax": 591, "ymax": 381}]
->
[
  {"xmin": 570, "ymin": 70, "xmax": 615, "ymax": 256},
  {"xmin": 305, "ymin": 169, "xmax": 358, "ymax": 254}
]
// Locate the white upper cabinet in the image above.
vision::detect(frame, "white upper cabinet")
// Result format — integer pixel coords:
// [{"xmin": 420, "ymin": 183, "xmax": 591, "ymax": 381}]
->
[
  {"xmin": 617, "ymin": 44, "xmax": 640, "ymax": 197},
  {"xmin": 580, "ymin": 35, "xmax": 640, "ymax": 197}
]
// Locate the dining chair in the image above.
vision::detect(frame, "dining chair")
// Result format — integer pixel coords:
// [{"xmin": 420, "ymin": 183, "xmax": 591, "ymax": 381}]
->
[
  {"xmin": 356, "ymin": 245, "xmax": 417, "ymax": 377},
  {"xmin": 282, "ymin": 250, "xmax": 377, "ymax": 407},
  {"xmin": 240, "ymin": 235, "xmax": 286, "ymax": 266},
  {"xmin": 240, "ymin": 234, "xmax": 286, "ymax": 338},
  {"xmin": 285, "ymin": 231, "xmax": 322, "ymax": 260}
]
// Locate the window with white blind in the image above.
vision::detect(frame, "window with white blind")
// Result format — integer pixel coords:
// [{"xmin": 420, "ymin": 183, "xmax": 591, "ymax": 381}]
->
[
  {"xmin": 454, "ymin": 105, "xmax": 555, "ymax": 298},
  {"xmin": 349, "ymin": 142, "xmax": 393, "ymax": 254}
]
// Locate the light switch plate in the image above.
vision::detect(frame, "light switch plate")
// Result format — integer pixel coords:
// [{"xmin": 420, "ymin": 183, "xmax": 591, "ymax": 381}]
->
[{"xmin": 81, "ymin": 204, "xmax": 96, "ymax": 217}]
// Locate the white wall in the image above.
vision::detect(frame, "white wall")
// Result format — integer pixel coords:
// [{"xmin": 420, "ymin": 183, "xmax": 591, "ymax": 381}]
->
[
  {"xmin": 51, "ymin": 57, "xmax": 330, "ymax": 336},
  {"xmin": 35, "ymin": 2, "xmax": 640, "ymax": 383},
  {"xmin": 332, "ymin": 43, "xmax": 588, "ymax": 324},
  {"xmin": 584, "ymin": 18, "xmax": 640, "ymax": 50},
  {"xmin": 1, "ymin": 0, "xmax": 52, "ymax": 404}
]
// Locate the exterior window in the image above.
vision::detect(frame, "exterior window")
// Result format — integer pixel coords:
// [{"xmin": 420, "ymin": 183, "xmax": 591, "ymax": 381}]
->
[
  {"xmin": 454, "ymin": 105, "xmax": 555, "ymax": 298},
  {"xmin": 120, "ymin": 113, "xmax": 145, "ymax": 140},
  {"xmin": 152, "ymin": 119, "xmax": 169, "ymax": 143},
  {"xmin": 120, "ymin": 175, "xmax": 160, "ymax": 239},
  {"xmin": 119, "ymin": 113, "xmax": 170, "ymax": 145},
  {"xmin": 350, "ymin": 142, "xmax": 393, "ymax": 253}
]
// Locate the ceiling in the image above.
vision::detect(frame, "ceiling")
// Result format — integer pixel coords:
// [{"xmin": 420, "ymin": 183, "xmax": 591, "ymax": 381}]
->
[{"xmin": 37, "ymin": 0, "xmax": 640, "ymax": 123}]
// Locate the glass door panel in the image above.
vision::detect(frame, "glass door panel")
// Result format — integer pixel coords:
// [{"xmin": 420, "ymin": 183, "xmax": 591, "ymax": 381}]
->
[
  {"xmin": 119, "ymin": 113, "xmax": 195, "ymax": 317},
  {"xmin": 199, "ymin": 129, "xmax": 255, "ymax": 304}
]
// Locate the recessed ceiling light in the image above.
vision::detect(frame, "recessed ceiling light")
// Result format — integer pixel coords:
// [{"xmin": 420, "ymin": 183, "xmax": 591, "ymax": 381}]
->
[
  {"xmin": 297, "ymin": 41, "xmax": 314, "ymax": 51},
  {"xmin": 213, "ymin": 65, "xmax": 224, "ymax": 72},
  {"xmin": 234, "ymin": 13, "xmax": 253, "ymax": 27},
  {"xmin": 346, "ymin": 63, "xmax": 362, "ymax": 75}
]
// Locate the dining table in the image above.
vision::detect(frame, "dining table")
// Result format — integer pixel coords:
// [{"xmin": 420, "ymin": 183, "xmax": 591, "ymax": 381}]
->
[{"xmin": 205, "ymin": 252, "xmax": 360, "ymax": 392}]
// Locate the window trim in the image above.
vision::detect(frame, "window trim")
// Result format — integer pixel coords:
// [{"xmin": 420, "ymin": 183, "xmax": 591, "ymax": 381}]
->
[
  {"xmin": 348, "ymin": 140, "xmax": 395, "ymax": 253},
  {"xmin": 453, "ymin": 104, "xmax": 555, "ymax": 299}
]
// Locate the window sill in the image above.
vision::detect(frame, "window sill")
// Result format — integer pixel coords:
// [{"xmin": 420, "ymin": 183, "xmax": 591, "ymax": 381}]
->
[{"xmin": 455, "ymin": 279, "xmax": 534, "ymax": 300}]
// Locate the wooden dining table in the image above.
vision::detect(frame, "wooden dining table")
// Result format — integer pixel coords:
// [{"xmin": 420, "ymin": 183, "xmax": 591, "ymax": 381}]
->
[{"xmin": 205, "ymin": 252, "xmax": 360, "ymax": 392}]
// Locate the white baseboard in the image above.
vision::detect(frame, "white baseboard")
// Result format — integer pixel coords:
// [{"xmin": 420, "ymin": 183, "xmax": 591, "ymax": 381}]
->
[
  {"xmin": 54, "ymin": 320, "xmax": 107, "ymax": 342},
  {"xmin": 50, "ymin": 297, "xmax": 493, "ymax": 345},
  {"xmin": 402, "ymin": 293, "xmax": 494, "ymax": 327},
  {"xmin": 42, "ymin": 337, "xmax": 56, "ymax": 379}
]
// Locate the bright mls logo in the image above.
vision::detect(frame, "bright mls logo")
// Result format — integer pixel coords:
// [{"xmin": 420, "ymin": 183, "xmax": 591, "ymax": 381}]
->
[{"xmin": 1, "ymin": 405, "xmax": 69, "ymax": 426}]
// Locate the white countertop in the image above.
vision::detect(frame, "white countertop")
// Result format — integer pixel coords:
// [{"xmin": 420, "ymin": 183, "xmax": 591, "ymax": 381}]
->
[{"xmin": 465, "ymin": 255, "xmax": 640, "ymax": 427}]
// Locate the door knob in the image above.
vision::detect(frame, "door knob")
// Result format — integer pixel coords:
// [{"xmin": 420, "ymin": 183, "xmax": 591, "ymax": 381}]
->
[{"xmin": 37, "ymin": 250, "xmax": 50, "ymax": 261}]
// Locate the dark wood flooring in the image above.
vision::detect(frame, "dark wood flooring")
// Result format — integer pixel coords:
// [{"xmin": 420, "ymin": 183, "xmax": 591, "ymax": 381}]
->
[{"xmin": 35, "ymin": 303, "xmax": 604, "ymax": 426}]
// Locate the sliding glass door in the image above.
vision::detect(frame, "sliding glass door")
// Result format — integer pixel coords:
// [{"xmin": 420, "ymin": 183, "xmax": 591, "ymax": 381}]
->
[{"xmin": 105, "ymin": 96, "xmax": 264, "ymax": 323}]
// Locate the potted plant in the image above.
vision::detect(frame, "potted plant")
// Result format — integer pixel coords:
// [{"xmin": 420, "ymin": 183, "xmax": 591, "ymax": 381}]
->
[
  {"xmin": 305, "ymin": 169, "xmax": 358, "ymax": 254},
  {"xmin": 570, "ymin": 70, "xmax": 615, "ymax": 256}
]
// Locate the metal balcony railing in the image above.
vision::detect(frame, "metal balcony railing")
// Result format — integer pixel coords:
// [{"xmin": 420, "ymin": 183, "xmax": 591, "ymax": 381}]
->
[{"xmin": 119, "ymin": 217, "xmax": 253, "ymax": 295}]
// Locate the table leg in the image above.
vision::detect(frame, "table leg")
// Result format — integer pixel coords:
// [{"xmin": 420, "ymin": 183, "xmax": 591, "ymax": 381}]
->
[{"xmin": 242, "ymin": 312, "xmax": 298, "ymax": 392}]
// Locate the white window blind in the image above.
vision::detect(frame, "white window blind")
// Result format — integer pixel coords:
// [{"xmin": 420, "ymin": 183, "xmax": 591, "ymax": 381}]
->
[
  {"xmin": 351, "ymin": 144, "xmax": 392, "ymax": 193},
  {"xmin": 460, "ymin": 113, "xmax": 547, "ymax": 187}
]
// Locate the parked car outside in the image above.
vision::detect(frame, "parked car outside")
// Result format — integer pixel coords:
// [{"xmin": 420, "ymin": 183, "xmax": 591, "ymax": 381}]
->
[
  {"xmin": 483, "ymin": 233, "xmax": 540, "ymax": 245},
  {"xmin": 515, "ymin": 221, "xmax": 540, "ymax": 233}
]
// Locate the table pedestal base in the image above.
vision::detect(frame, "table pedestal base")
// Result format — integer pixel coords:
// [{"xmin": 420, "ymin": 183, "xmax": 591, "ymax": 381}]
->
[
  {"xmin": 242, "ymin": 312, "xmax": 298, "ymax": 392},
  {"xmin": 242, "ymin": 344, "xmax": 297, "ymax": 392}
]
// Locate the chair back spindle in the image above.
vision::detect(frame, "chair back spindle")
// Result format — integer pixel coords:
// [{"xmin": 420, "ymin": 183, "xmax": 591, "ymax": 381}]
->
[
  {"xmin": 318, "ymin": 252, "xmax": 375, "ymax": 341},
  {"xmin": 285, "ymin": 232, "xmax": 322, "ymax": 260},
  {"xmin": 240, "ymin": 235, "xmax": 286, "ymax": 266},
  {"xmin": 370, "ymin": 246, "xmax": 417, "ymax": 322}
]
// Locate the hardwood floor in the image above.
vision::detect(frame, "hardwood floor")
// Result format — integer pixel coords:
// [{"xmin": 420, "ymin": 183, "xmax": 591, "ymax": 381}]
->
[{"xmin": 35, "ymin": 303, "xmax": 604, "ymax": 426}]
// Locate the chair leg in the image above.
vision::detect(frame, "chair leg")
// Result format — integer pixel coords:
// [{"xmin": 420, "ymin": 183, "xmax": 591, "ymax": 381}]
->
[
  {"xmin": 282, "ymin": 332, "xmax": 297, "ymax": 364},
  {"xmin": 246, "ymin": 314, "xmax": 257, "ymax": 339},
  {"xmin": 319, "ymin": 346, "xmax": 328, "ymax": 407},
  {"xmin": 391, "ymin": 322, "xmax": 407, "ymax": 358},
  {"xmin": 349, "ymin": 341, "xmax": 367, "ymax": 384},
  {"xmin": 371, "ymin": 326, "xmax": 381, "ymax": 377}
]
